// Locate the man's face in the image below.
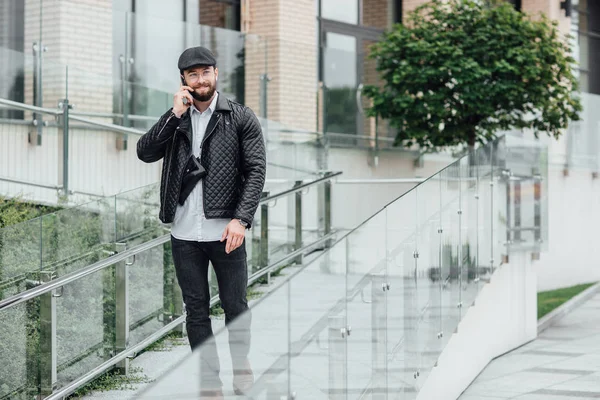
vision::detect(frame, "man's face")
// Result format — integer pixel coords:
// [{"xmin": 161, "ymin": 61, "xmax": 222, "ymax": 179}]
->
[{"xmin": 183, "ymin": 66, "xmax": 218, "ymax": 102}]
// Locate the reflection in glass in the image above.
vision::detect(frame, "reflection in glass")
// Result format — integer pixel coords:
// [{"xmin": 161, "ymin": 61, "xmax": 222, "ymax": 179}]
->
[
  {"xmin": 323, "ymin": 33, "xmax": 357, "ymax": 135},
  {"xmin": 321, "ymin": 0, "xmax": 359, "ymax": 24}
]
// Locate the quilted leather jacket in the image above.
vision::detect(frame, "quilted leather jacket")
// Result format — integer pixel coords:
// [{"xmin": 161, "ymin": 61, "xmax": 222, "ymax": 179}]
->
[{"xmin": 137, "ymin": 93, "xmax": 266, "ymax": 227}]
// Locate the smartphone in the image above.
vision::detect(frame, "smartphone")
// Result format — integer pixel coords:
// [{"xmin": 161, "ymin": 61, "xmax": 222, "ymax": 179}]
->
[{"xmin": 180, "ymin": 76, "xmax": 188, "ymax": 105}]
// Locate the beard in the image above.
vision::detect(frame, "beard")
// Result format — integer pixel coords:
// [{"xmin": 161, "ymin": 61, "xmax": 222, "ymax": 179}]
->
[{"xmin": 191, "ymin": 82, "xmax": 216, "ymax": 102}]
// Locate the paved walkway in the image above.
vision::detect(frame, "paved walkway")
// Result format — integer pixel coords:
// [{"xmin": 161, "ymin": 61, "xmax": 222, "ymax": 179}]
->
[{"xmin": 460, "ymin": 292, "xmax": 600, "ymax": 400}]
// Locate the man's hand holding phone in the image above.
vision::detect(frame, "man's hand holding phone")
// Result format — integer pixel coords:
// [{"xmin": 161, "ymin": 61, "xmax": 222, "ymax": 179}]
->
[{"xmin": 173, "ymin": 85, "xmax": 194, "ymax": 118}]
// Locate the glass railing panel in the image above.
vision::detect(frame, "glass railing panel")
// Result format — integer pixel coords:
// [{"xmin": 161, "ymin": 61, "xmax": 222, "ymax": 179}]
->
[
  {"xmin": 385, "ymin": 189, "xmax": 418, "ymax": 397},
  {"xmin": 413, "ymin": 176, "xmax": 443, "ymax": 387},
  {"xmin": 458, "ymin": 155, "xmax": 480, "ymax": 314},
  {"xmin": 0, "ymin": 46, "xmax": 28, "ymax": 120},
  {"xmin": 55, "ymin": 268, "xmax": 105, "ymax": 388},
  {"xmin": 136, "ymin": 280, "xmax": 290, "ymax": 399},
  {"xmin": 232, "ymin": 283, "xmax": 290, "ymax": 399},
  {"xmin": 114, "ymin": 183, "xmax": 162, "ymax": 246},
  {"xmin": 0, "ymin": 217, "xmax": 42, "ymax": 301},
  {"xmin": 0, "ymin": 301, "xmax": 38, "ymax": 399},
  {"xmin": 438, "ymin": 161, "xmax": 462, "ymax": 355},
  {"xmin": 40, "ymin": 196, "xmax": 116, "ymax": 277},
  {"xmin": 110, "ymin": 10, "xmax": 268, "ymax": 126},
  {"xmin": 288, "ymin": 239, "xmax": 347, "ymax": 398},
  {"xmin": 128, "ymin": 240, "xmax": 172, "ymax": 349},
  {"xmin": 346, "ymin": 211, "xmax": 386, "ymax": 399},
  {"xmin": 266, "ymin": 189, "xmax": 294, "ymax": 267},
  {"xmin": 492, "ymin": 137, "xmax": 508, "ymax": 270},
  {"xmin": 504, "ymin": 135, "xmax": 549, "ymax": 253},
  {"xmin": 566, "ymin": 92, "xmax": 600, "ymax": 170}
]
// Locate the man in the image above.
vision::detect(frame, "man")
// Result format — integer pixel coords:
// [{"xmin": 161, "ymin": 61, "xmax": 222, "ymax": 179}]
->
[{"xmin": 137, "ymin": 46, "xmax": 266, "ymax": 397}]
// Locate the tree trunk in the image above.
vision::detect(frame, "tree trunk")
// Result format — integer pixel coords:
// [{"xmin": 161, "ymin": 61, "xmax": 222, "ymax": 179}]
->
[
  {"xmin": 467, "ymin": 130, "xmax": 476, "ymax": 154},
  {"xmin": 467, "ymin": 129, "xmax": 477, "ymax": 177}
]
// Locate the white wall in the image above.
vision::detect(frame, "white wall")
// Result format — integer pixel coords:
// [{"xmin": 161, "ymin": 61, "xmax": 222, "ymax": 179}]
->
[
  {"xmin": 0, "ymin": 123, "xmax": 160, "ymax": 205},
  {"xmin": 417, "ymin": 251, "xmax": 538, "ymax": 400},
  {"xmin": 535, "ymin": 165, "xmax": 600, "ymax": 291},
  {"xmin": 328, "ymin": 146, "xmax": 454, "ymax": 229}
]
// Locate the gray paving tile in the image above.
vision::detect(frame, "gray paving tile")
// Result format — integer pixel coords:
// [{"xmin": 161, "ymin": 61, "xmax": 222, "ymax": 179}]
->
[
  {"xmin": 534, "ymin": 336, "xmax": 576, "ymax": 341},
  {"xmin": 548, "ymin": 374, "xmax": 600, "ymax": 392},
  {"xmin": 528, "ymin": 367, "xmax": 595, "ymax": 375},
  {"xmin": 542, "ymin": 354, "xmax": 600, "ymax": 371},
  {"xmin": 465, "ymin": 371, "xmax": 576, "ymax": 394},
  {"xmin": 473, "ymin": 353, "xmax": 578, "ymax": 381},
  {"xmin": 461, "ymin": 293, "xmax": 600, "ymax": 400},
  {"xmin": 523, "ymin": 350, "xmax": 585, "ymax": 357},
  {"xmin": 533, "ymin": 388, "xmax": 600, "ymax": 398},
  {"xmin": 460, "ymin": 386, "xmax": 523, "ymax": 398},
  {"xmin": 514, "ymin": 394, "xmax": 598, "ymax": 400}
]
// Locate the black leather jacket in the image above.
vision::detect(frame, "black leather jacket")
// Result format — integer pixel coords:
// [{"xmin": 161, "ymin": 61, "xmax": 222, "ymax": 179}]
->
[{"xmin": 137, "ymin": 93, "xmax": 266, "ymax": 227}]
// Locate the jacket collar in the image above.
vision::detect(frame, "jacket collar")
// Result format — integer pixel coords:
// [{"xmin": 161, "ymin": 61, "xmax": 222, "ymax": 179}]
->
[
  {"xmin": 214, "ymin": 91, "xmax": 232, "ymax": 112},
  {"xmin": 182, "ymin": 91, "xmax": 230, "ymax": 121},
  {"xmin": 178, "ymin": 92, "xmax": 230, "ymax": 142}
]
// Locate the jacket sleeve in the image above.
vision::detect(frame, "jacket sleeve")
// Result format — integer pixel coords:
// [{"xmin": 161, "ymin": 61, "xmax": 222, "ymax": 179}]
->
[
  {"xmin": 137, "ymin": 109, "xmax": 180, "ymax": 163},
  {"xmin": 234, "ymin": 108, "xmax": 267, "ymax": 228}
]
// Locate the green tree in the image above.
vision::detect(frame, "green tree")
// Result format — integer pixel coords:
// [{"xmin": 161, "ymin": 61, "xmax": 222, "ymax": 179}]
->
[{"xmin": 363, "ymin": 0, "xmax": 582, "ymax": 151}]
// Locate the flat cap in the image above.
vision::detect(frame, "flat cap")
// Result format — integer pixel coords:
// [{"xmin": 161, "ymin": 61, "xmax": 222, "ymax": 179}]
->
[{"xmin": 178, "ymin": 46, "xmax": 217, "ymax": 70}]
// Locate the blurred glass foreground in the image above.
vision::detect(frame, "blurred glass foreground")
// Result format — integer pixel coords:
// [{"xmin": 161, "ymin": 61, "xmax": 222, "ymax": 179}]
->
[
  {"xmin": 0, "ymin": 128, "xmax": 547, "ymax": 398},
  {"xmin": 133, "ymin": 134, "xmax": 547, "ymax": 399}
]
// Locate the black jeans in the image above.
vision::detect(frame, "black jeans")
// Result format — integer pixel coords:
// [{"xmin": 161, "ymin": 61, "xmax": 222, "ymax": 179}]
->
[{"xmin": 171, "ymin": 236, "xmax": 252, "ymax": 388}]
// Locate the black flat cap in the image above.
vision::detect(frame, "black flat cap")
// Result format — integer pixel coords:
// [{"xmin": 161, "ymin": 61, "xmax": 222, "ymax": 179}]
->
[{"xmin": 178, "ymin": 46, "xmax": 217, "ymax": 71}]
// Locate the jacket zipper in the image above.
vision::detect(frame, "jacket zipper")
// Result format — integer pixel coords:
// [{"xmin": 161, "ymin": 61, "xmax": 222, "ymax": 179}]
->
[
  {"xmin": 161, "ymin": 117, "xmax": 178, "ymax": 217},
  {"xmin": 200, "ymin": 113, "xmax": 222, "ymax": 219},
  {"xmin": 201, "ymin": 113, "xmax": 221, "ymax": 149}
]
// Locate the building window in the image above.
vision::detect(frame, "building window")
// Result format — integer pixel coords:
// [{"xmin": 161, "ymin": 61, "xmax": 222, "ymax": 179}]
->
[
  {"xmin": 200, "ymin": 0, "xmax": 241, "ymax": 31},
  {"xmin": 0, "ymin": 0, "xmax": 25, "ymax": 119},
  {"xmin": 321, "ymin": 0, "xmax": 359, "ymax": 25},
  {"xmin": 505, "ymin": 0, "xmax": 522, "ymax": 11}
]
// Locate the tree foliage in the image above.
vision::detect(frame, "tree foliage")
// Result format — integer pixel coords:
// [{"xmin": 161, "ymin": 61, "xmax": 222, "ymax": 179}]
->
[{"xmin": 363, "ymin": 0, "xmax": 582, "ymax": 150}]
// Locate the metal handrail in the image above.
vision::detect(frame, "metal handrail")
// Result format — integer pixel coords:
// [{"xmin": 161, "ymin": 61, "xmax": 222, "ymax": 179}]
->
[
  {"xmin": 0, "ymin": 175, "xmax": 62, "ymax": 190},
  {"xmin": 0, "ymin": 235, "xmax": 169, "ymax": 311},
  {"xmin": 261, "ymin": 171, "xmax": 341, "ymax": 203},
  {"xmin": 336, "ymin": 178, "xmax": 425, "ymax": 184},
  {"xmin": 69, "ymin": 115, "xmax": 145, "ymax": 136},
  {"xmin": 0, "ymin": 97, "xmax": 147, "ymax": 137},
  {"xmin": 42, "ymin": 229, "xmax": 337, "ymax": 400},
  {"xmin": 70, "ymin": 110, "xmax": 158, "ymax": 122},
  {"xmin": 0, "ymin": 98, "xmax": 400, "ymax": 147},
  {"xmin": 45, "ymin": 316, "xmax": 185, "ymax": 400},
  {"xmin": 0, "ymin": 171, "xmax": 341, "ymax": 312},
  {"xmin": 276, "ymin": 127, "xmax": 397, "ymax": 143},
  {"xmin": 0, "ymin": 98, "xmax": 63, "ymax": 116}
]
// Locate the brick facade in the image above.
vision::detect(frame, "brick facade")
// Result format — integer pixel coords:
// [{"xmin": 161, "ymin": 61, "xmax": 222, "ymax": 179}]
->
[
  {"xmin": 24, "ymin": 0, "xmax": 113, "ymax": 115},
  {"xmin": 402, "ymin": 0, "xmax": 429, "ymax": 22},
  {"xmin": 363, "ymin": 0, "xmax": 392, "ymax": 29},
  {"xmin": 522, "ymin": 0, "xmax": 571, "ymax": 36},
  {"xmin": 245, "ymin": 0, "xmax": 317, "ymax": 132},
  {"xmin": 199, "ymin": 0, "xmax": 228, "ymax": 28}
]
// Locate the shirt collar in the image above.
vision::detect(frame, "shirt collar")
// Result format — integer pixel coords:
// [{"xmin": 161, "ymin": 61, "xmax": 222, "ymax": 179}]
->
[{"xmin": 191, "ymin": 92, "xmax": 219, "ymax": 116}]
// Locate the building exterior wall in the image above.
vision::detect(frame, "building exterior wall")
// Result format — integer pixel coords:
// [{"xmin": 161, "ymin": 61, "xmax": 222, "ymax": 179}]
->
[
  {"xmin": 245, "ymin": 0, "xmax": 317, "ymax": 132},
  {"xmin": 402, "ymin": 0, "xmax": 429, "ymax": 21},
  {"xmin": 199, "ymin": 0, "xmax": 228, "ymax": 28},
  {"xmin": 522, "ymin": 0, "xmax": 571, "ymax": 35},
  {"xmin": 23, "ymin": 0, "xmax": 113, "ymax": 115}
]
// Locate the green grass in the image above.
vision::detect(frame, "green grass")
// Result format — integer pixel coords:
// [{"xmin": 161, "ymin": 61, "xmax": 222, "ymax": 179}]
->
[
  {"xmin": 66, "ymin": 367, "xmax": 152, "ymax": 398},
  {"xmin": 144, "ymin": 331, "xmax": 187, "ymax": 352},
  {"xmin": 0, "ymin": 195, "xmax": 60, "ymax": 228},
  {"xmin": 538, "ymin": 283, "xmax": 597, "ymax": 319}
]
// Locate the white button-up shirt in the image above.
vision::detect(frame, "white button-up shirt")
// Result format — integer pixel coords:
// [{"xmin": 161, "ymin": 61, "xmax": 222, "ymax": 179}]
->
[{"xmin": 171, "ymin": 93, "xmax": 230, "ymax": 242}]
